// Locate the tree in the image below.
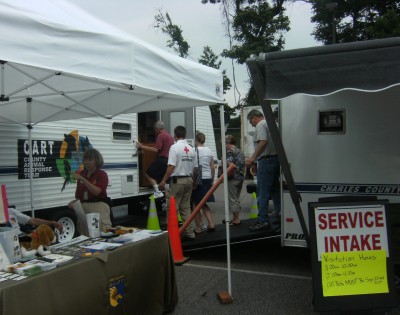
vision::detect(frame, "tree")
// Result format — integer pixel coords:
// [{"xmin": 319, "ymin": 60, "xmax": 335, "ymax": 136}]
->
[
  {"xmin": 153, "ymin": 11, "xmax": 234, "ymax": 123},
  {"xmin": 153, "ymin": 11, "xmax": 233, "ymax": 106},
  {"xmin": 308, "ymin": 0, "xmax": 400, "ymax": 44},
  {"xmin": 201, "ymin": 0, "xmax": 290, "ymax": 62},
  {"xmin": 202, "ymin": 0, "xmax": 290, "ymax": 107},
  {"xmin": 199, "ymin": 45, "xmax": 232, "ymax": 96},
  {"xmin": 220, "ymin": 0, "xmax": 290, "ymax": 64},
  {"xmin": 153, "ymin": 9, "xmax": 190, "ymax": 58},
  {"xmin": 153, "ymin": 10, "xmax": 236, "ymax": 158},
  {"xmin": 199, "ymin": 46, "xmax": 234, "ymax": 128},
  {"xmin": 371, "ymin": 9, "xmax": 400, "ymax": 38}
]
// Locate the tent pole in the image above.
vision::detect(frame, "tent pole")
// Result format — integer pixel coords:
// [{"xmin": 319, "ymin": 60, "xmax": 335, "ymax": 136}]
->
[
  {"xmin": 219, "ymin": 103, "xmax": 232, "ymax": 296},
  {"xmin": 27, "ymin": 98, "xmax": 35, "ymax": 218}
]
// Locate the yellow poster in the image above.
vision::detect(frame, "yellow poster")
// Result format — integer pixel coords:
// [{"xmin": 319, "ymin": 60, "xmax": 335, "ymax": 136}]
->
[{"xmin": 321, "ymin": 250, "xmax": 388, "ymax": 297}]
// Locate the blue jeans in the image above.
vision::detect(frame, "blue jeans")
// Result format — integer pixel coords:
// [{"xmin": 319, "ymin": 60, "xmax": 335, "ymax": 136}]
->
[{"xmin": 256, "ymin": 156, "xmax": 281, "ymax": 223}]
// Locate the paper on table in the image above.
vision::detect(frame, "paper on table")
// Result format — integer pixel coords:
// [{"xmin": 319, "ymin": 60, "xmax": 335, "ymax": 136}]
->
[
  {"xmin": 40, "ymin": 254, "xmax": 74, "ymax": 265},
  {"xmin": 128, "ymin": 230, "xmax": 165, "ymax": 242},
  {"xmin": 79, "ymin": 241, "xmax": 123, "ymax": 251},
  {"xmin": 72, "ymin": 200, "xmax": 89, "ymax": 237}
]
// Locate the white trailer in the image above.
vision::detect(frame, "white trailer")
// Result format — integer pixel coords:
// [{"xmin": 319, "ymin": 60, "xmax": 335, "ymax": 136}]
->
[
  {"xmin": 0, "ymin": 107, "xmax": 217, "ymax": 235},
  {"xmin": 280, "ymin": 86, "xmax": 400, "ymax": 247},
  {"xmin": 246, "ymin": 37, "xmax": 400, "ymax": 248}
]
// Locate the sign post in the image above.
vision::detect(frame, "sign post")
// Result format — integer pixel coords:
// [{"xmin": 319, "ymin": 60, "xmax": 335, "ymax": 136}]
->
[{"xmin": 309, "ymin": 200, "xmax": 397, "ymax": 313}]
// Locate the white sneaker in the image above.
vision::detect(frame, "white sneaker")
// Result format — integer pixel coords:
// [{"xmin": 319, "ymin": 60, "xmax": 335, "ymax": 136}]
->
[
  {"xmin": 154, "ymin": 191, "xmax": 164, "ymax": 199},
  {"xmin": 201, "ymin": 223, "xmax": 207, "ymax": 231}
]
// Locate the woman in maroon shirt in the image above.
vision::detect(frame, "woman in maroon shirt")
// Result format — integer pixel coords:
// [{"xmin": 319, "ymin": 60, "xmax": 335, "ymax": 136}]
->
[{"xmin": 68, "ymin": 148, "xmax": 111, "ymax": 233}]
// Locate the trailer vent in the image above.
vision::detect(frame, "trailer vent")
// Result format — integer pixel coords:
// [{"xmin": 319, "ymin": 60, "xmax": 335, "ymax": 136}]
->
[{"xmin": 318, "ymin": 110, "xmax": 345, "ymax": 134}]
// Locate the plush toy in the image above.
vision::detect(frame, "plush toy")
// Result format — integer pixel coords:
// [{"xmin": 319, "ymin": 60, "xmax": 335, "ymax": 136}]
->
[{"xmin": 20, "ymin": 224, "xmax": 56, "ymax": 258}]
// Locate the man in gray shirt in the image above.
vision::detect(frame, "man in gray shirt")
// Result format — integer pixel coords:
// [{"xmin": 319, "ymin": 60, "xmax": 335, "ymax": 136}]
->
[{"xmin": 245, "ymin": 109, "xmax": 281, "ymax": 231}]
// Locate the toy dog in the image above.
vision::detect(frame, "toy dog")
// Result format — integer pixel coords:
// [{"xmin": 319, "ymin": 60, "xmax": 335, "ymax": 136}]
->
[{"xmin": 20, "ymin": 224, "xmax": 56, "ymax": 258}]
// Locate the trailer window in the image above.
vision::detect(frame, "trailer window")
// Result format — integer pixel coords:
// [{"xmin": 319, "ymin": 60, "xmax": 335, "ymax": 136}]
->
[
  {"xmin": 318, "ymin": 110, "xmax": 345, "ymax": 134},
  {"xmin": 169, "ymin": 112, "xmax": 185, "ymax": 135},
  {"xmin": 112, "ymin": 122, "xmax": 132, "ymax": 141}
]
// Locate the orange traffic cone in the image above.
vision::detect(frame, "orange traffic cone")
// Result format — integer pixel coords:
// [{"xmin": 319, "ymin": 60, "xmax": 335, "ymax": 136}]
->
[{"xmin": 167, "ymin": 196, "xmax": 189, "ymax": 265}]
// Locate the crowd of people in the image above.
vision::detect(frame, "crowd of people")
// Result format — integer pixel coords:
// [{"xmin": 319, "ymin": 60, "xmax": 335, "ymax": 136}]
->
[{"xmin": 8, "ymin": 109, "xmax": 281, "ymax": 241}]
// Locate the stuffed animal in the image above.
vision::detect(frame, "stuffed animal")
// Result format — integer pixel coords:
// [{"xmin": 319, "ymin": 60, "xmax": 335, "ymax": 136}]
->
[{"xmin": 20, "ymin": 224, "xmax": 56, "ymax": 258}]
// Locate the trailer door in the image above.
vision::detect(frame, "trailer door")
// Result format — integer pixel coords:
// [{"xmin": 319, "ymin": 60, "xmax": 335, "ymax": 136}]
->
[{"xmin": 161, "ymin": 108, "xmax": 195, "ymax": 145}]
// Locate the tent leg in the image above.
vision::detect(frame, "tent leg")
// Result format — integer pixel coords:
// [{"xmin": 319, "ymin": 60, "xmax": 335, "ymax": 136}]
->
[
  {"xmin": 27, "ymin": 98, "xmax": 35, "ymax": 218},
  {"xmin": 219, "ymin": 103, "xmax": 232, "ymax": 297}
]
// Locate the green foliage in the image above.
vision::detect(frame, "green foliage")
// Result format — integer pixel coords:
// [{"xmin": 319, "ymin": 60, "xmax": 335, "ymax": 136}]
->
[
  {"xmin": 221, "ymin": 0, "xmax": 290, "ymax": 64},
  {"xmin": 154, "ymin": 10, "xmax": 190, "ymax": 58},
  {"xmin": 309, "ymin": 0, "xmax": 400, "ymax": 44},
  {"xmin": 209, "ymin": 104, "xmax": 236, "ymax": 128},
  {"xmin": 153, "ymin": 11, "xmax": 235, "ymax": 128},
  {"xmin": 371, "ymin": 9, "xmax": 400, "ymax": 38},
  {"xmin": 242, "ymin": 85, "xmax": 260, "ymax": 107},
  {"xmin": 198, "ymin": 45, "xmax": 233, "ymax": 127},
  {"xmin": 199, "ymin": 45, "xmax": 222, "ymax": 68},
  {"xmin": 201, "ymin": 0, "xmax": 221, "ymax": 3},
  {"xmin": 202, "ymin": 0, "xmax": 289, "ymax": 109},
  {"xmin": 199, "ymin": 46, "xmax": 232, "ymax": 94}
]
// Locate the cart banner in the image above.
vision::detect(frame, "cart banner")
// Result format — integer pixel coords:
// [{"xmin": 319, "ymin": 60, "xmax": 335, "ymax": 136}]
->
[
  {"xmin": 17, "ymin": 130, "xmax": 93, "ymax": 191},
  {"xmin": 315, "ymin": 204, "xmax": 388, "ymax": 261},
  {"xmin": 18, "ymin": 139, "xmax": 61, "ymax": 179}
]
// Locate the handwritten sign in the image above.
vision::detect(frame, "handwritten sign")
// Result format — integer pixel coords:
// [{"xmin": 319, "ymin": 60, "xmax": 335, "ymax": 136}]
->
[{"xmin": 321, "ymin": 250, "xmax": 388, "ymax": 296}]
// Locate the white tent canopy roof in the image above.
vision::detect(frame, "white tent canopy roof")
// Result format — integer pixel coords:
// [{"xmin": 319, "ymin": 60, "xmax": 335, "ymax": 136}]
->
[{"xmin": 0, "ymin": 0, "xmax": 223, "ymax": 126}]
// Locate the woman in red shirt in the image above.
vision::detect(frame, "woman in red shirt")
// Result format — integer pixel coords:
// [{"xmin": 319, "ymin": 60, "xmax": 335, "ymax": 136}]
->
[{"xmin": 68, "ymin": 148, "xmax": 111, "ymax": 233}]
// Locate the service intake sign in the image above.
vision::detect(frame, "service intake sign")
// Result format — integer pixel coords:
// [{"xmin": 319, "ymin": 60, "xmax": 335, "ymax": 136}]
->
[
  {"xmin": 315, "ymin": 205, "xmax": 389, "ymax": 260},
  {"xmin": 309, "ymin": 201, "xmax": 397, "ymax": 313},
  {"xmin": 314, "ymin": 205, "xmax": 389, "ymax": 297}
]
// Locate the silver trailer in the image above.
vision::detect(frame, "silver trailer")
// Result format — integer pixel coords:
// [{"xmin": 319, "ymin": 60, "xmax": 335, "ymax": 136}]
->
[{"xmin": 246, "ymin": 37, "xmax": 400, "ymax": 248}]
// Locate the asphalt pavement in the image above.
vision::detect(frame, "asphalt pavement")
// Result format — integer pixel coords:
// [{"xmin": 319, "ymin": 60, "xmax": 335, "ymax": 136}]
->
[{"xmin": 168, "ymin": 180, "xmax": 400, "ymax": 315}]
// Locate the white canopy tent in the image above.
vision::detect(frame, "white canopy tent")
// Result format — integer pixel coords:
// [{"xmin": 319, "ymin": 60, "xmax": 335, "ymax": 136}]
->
[
  {"xmin": 0, "ymin": 0, "xmax": 236, "ymax": 298},
  {"xmin": 0, "ymin": 0, "xmax": 224, "ymax": 213},
  {"xmin": 0, "ymin": 0, "xmax": 223, "ymax": 124}
]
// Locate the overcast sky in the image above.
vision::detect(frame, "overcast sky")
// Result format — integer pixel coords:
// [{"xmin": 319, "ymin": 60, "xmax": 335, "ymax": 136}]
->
[{"xmin": 70, "ymin": 0, "xmax": 319, "ymax": 107}]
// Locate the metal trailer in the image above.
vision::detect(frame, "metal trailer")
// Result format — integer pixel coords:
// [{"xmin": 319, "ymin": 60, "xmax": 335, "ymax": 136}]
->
[{"xmin": 246, "ymin": 37, "xmax": 400, "ymax": 248}]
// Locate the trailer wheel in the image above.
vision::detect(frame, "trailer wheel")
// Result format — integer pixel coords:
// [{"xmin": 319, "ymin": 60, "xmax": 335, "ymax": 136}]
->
[{"xmin": 51, "ymin": 209, "xmax": 78, "ymax": 242}]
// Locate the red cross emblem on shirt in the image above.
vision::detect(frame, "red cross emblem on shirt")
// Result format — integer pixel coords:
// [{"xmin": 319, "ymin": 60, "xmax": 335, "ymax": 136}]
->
[{"xmin": 184, "ymin": 146, "xmax": 189, "ymax": 155}]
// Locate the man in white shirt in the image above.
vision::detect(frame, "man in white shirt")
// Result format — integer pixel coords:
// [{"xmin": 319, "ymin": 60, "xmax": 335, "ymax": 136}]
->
[{"xmin": 160, "ymin": 126, "xmax": 196, "ymax": 240}]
